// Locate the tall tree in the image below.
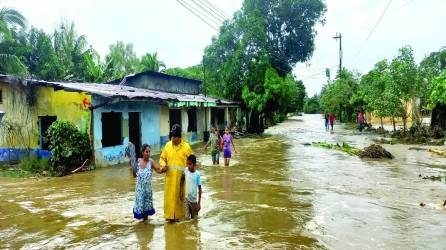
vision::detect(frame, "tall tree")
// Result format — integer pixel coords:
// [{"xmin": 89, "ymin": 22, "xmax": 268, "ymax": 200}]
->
[
  {"xmin": 165, "ymin": 64, "xmax": 204, "ymax": 81},
  {"xmin": 0, "ymin": 7, "xmax": 27, "ymax": 74},
  {"xmin": 53, "ymin": 21, "xmax": 90, "ymax": 81},
  {"xmin": 389, "ymin": 46, "xmax": 420, "ymax": 130},
  {"xmin": 26, "ymin": 28, "xmax": 63, "ymax": 80},
  {"xmin": 105, "ymin": 41, "xmax": 139, "ymax": 80},
  {"xmin": 419, "ymin": 47, "xmax": 446, "ymax": 110},
  {"xmin": 138, "ymin": 52, "xmax": 166, "ymax": 73},
  {"xmin": 204, "ymin": 0, "xmax": 326, "ymax": 131},
  {"xmin": 359, "ymin": 60, "xmax": 395, "ymax": 127},
  {"xmin": 319, "ymin": 69, "xmax": 360, "ymax": 122}
]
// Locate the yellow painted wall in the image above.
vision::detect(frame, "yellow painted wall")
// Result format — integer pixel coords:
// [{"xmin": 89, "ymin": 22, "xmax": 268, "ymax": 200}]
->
[
  {"xmin": 35, "ymin": 87, "xmax": 91, "ymax": 133},
  {"xmin": 367, "ymin": 100, "xmax": 414, "ymax": 126},
  {"xmin": 0, "ymin": 82, "xmax": 91, "ymax": 149},
  {"xmin": 160, "ymin": 105, "xmax": 169, "ymax": 136}
]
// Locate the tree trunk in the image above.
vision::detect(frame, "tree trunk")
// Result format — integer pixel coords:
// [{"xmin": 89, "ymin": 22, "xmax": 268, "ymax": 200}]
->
[
  {"xmin": 402, "ymin": 115, "xmax": 407, "ymax": 132},
  {"xmin": 248, "ymin": 110, "xmax": 261, "ymax": 134},
  {"xmin": 392, "ymin": 116, "xmax": 396, "ymax": 132},
  {"xmin": 380, "ymin": 117, "xmax": 384, "ymax": 128},
  {"xmin": 339, "ymin": 105, "xmax": 343, "ymax": 123}
]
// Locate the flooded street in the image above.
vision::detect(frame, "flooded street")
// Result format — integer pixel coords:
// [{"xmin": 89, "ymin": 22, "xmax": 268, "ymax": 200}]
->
[{"xmin": 1, "ymin": 114, "xmax": 446, "ymax": 249}]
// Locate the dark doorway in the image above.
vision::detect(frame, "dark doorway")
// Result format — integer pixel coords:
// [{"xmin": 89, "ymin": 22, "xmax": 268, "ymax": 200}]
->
[
  {"xmin": 39, "ymin": 116, "xmax": 57, "ymax": 150},
  {"xmin": 169, "ymin": 109, "xmax": 182, "ymax": 130},
  {"xmin": 211, "ymin": 108, "xmax": 225, "ymax": 129},
  {"xmin": 101, "ymin": 112, "xmax": 122, "ymax": 147},
  {"xmin": 187, "ymin": 108, "xmax": 197, "ymax": 132},
  {"xmin": 129, "ymin": 112, "xmax": 141, "ymax": 154}
]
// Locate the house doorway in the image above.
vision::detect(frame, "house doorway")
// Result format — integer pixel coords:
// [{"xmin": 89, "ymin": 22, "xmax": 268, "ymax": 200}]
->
[
  {"xmin": 129, "ymin": 112, "xmax": 141, "ymax": 154},
  {"xmin": 169, "ymin": 109, "xmax": 182, "ymax": 130},
  {"xmin": 39, "ymin": 116, "xmax": 57, "ymax": 150}
]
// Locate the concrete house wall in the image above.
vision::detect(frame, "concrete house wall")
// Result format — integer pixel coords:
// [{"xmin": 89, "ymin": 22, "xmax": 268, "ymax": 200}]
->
[
  {"xmin": 0, "ymin": 81, "xmax": 91, "ymax": 162},
  {"xmin": 92, "ymin": 97, "xmax": 161, "ymax": 167}
]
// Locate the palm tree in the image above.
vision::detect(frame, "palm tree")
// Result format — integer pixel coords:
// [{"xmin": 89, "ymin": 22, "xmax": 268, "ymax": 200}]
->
[
  {"xmin": 0, "ymin": 7, "xmax": 28, "ymax": 74},
  {"xmin": 138, "ymin": 52, "xmax": 166, "ymax": 73},
  {"xmin": 54, "ymin": 21, "xmax": 89, "ymax": 80}
]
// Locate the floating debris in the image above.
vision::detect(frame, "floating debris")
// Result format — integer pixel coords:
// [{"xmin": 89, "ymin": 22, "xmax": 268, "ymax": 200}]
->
[
  {"xmin": 419, "ymin": 174, "xmax": 445, "ymax": 182},
  {"xmin": 311, "ymin": 142, "xmax": 362, "ymax": 156},
  {"xmin": 359, "ymin": 144, "xmax": 394, "ymax": 159},
  {"xmin": 429, "ymin": 148, "xmax": 446, "ymax": 157},
  {"xmin": 312, "ymin": 142, "xmax": 394, "ymax": 159},
  {"xmin": 408, "ymin": 147, "xmax": 429, "ymax": 151}
]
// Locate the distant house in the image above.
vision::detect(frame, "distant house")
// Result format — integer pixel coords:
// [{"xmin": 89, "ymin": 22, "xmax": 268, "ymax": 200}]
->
[{"xmin": 0, "ymin": 73, "xmax": 241, "ymax": 167}]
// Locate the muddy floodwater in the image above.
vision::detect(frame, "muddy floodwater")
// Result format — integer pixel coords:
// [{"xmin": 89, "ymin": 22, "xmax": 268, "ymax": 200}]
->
[{"xmin": 1, "ymin": 114, "xmax": 446, "ymax": 249}]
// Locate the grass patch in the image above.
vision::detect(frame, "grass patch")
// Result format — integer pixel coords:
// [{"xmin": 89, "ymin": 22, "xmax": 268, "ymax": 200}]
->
[
  {"xmin": 0, "ymin": 156, "xmax": 51, "ymax": 178},
  {"xmin": 0, "ymin": 165, "xmax": 36, "ymax": 178}
]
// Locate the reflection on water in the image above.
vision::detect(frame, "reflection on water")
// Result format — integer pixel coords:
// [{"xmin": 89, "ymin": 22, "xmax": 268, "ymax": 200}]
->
[{"xmin": 1, "ymin": 114, "xmax": 446, "ymax": 249}]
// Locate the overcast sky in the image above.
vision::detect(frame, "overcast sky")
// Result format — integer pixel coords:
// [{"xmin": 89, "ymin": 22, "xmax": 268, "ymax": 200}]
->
[{"xmin": 3, "ymin": 0, "xmax": 446, "ymax": 96}]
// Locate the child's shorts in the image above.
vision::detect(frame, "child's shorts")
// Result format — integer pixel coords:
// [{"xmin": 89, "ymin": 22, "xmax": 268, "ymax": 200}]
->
[{"xmin": 185, "ymin": 200, "xmax": 199, "ymax": 219}]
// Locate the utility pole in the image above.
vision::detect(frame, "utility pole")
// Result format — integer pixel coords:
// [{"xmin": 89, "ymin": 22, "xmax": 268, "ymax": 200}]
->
[
  {"xmin": 333, "ymin": 33, "xmax": 342, "ymax": 75},
  {"xmin": 203, "ymin": 55, "xmax": 208, "ymax": 141},
  {"xmin": 202, "ymin": 55, "xmax": 206, "ymax": 97}
]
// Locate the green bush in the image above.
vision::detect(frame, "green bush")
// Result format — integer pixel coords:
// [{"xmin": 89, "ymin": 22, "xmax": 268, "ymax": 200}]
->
[
  {"xmin": 47, "ymin": 121, "xmax": 91, "ymax": 176},
  {"xmin": 19, "ymin": 155, "xmax": 50, "ymax": 173}
]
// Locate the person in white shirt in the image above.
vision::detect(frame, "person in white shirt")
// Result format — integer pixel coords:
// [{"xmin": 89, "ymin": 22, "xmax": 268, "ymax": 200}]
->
[{"xmin": 181, "ymin": 154, "xmax": 202, "ymax": 219}]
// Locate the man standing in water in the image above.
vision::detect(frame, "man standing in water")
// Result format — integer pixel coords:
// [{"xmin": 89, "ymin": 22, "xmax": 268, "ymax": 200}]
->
[
  {"xmin": 329, "ymin": 113, "xmax": 335, "ymax": 131},
  {"xmin": 357, "ymin": 111, "xmax": 365, "ymax": 132},
  {"xmin": 159, "ymin": 124, "xmax": 193, "ymax": 222}
]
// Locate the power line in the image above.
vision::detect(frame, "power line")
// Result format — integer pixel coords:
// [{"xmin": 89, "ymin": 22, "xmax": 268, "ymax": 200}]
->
[
  {"xmin": 196, "ymin": 0, "xmax": 228, "ymax": 21},
  {"xmin": 389, "ymin": 0, "xmax": 416, "ymax": 14},
  {"xmin": 353, "ymin": 0, "xmax": 393, "ymax": 61},
  {"xmin": 190, "ymin": 0, "xmax": 225, "ymax": 24},
  {"xmin": 183, "ymin": 0, "xmax": 222, "ymax": 26},
  {"xmin": 202, "ymin": 0, "xmax": 231, "ymax": 19},
  {"xmin": 176, "ymin": 0, "xmax": 219, "ymax": 31},
  {"xmin": 177, "ymin": 0, "xmax": 313, "ymax": 76}
]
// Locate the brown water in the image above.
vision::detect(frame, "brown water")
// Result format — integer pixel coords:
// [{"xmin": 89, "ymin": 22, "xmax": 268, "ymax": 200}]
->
[{"xmin": 1, "ymin": 114, "xmax": 446, "ymax": 249}]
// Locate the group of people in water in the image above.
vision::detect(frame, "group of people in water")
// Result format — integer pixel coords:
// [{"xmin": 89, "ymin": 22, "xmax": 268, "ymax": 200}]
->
[
  {"xmin": 324, "ymin": 111, "xmax": 366, "ymax": 132},
  {"xmin": 324, "ymin": 112, "xmax": 336, "ymax": 131},
  {"xmin": 204, "ymin": 127, "xmax": 237, "ymax": 166},
  {"xmin": 126, "ymin": 124, "xmax": 236, "ymax": 223}
]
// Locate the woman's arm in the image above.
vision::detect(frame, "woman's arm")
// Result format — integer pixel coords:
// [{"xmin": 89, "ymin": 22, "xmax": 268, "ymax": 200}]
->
[
  {"xmin": 130, "ymin": 162, "xmax": 137, "ymax": 177},
  {"xmin": 150, "ymin": 159, "xmax": 165, "ymax": 174},
  {"xmin": 159, "ymin": 147, "xmax": 168, "ymax": 172},
  {"xmin": 131, "ymin": 159, "xmax": 139, "ymax": 177}
]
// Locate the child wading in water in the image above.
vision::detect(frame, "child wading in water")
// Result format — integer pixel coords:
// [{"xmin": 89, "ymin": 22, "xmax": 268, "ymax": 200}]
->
[
  {"xmin": 181, "ymin": 154, "xmax": 202, "ymax": 219},
  {"xmin": 126, "ymin": 143, "xmax": 164, "ymax": 221},
  {"xmin": 204, "ymin": 127, "xmax": 223, "ymax": 165},
  {"xmin": 223, "ymin": 127, "xmax": 237, "ymax": 166}
]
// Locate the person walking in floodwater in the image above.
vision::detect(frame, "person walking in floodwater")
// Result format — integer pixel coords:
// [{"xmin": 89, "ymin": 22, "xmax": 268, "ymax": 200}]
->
[
  {"xmin": 324, "ymin": 113, "xmax": 329, "ymax": 130},
  {"xmin": 223, "ymin": 127, "xmax": 237, "ymax": 166},
  {"xmin": 126, "ymin": 143, "xmax": 164, "ymax": 221},
  {"xmin": 329, "ymin": 113, "xmax": 335, "ymax": 131},
  {"xmin": 181, "ymin": 154, "xmax": 202, "ymax": 219},
  {"xmin": 357, "ymin": 111, "xmax": 365, "ymax": 132},
  {"xmin": 204, "ymin": 127, "xmax": 222, "ymax": 165},
  {"xmin": 159, "ymin": 124, "xmax": 192, "ymax": 222}
]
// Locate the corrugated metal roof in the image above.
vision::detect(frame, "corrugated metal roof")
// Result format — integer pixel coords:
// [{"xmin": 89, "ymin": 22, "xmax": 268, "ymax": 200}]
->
[
  {"xmin": 0, "ymin": 74, "xmax": 240, "ymax": 105},
  {"xmin": 106, "ymin": 70, "xmax": 202, "ymax": 85}
]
